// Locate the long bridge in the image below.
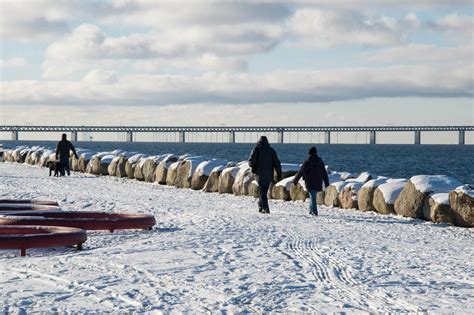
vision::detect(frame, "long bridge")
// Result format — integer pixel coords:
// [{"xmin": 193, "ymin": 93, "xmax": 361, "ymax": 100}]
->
[{"xmin": 1, "ymin": 125, "xmax": 472, "ymax": 144}]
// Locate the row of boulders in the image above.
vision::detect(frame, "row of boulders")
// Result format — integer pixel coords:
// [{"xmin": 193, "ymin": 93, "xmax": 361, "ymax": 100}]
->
[{"xmin": 2, "ymin": 146, "xmax": 473, "ymax": 227}]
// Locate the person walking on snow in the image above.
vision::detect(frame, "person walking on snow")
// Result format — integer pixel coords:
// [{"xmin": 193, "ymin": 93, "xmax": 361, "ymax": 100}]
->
[
  {"xmin": 56, "ymin": 133, "xmax": 79, "ymax": 176},
  {"xmin": 248, "ymin": 136, "xmax": 282, "ymax": 214},
  {"xmin": 292, "ymin": 146, "xmax": 329, "ymax": 216}
]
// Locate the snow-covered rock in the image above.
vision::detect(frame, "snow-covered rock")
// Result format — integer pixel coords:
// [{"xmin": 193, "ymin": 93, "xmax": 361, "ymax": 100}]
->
[
  {"xmin": 192, "ymin": 159, "xmax": 226, "ymax": 190},
  {"xmin": 166, "ymin": 161, "xmax": 182, "ymax": 186},
  {"xmin": 339, "ymin": 182, "xmax": 364, "ymax": 209},
  {"xmin": 324, "ymin": 181, "xmax": 347, "ymax": 207},
  {"xmin": 232, "ymin": 164, "xmax": 255, "ymax": 196},
  {"xmin": 155, "ymin": 154, "xmax": 179, "ymax": 184},
  {"xmin": 202, "ymin": 165, "xmax": 227, "ymax": 193},
  {"xmin": 218, "ymin": 166, "xmax": 240, "ymax": 194},
  {"xmin": 373, "ymin": 179, "xmax": 407, "ymax": 215},
  {"xmin": 290, "ymin": 177, "xmax": 308, "ymax": 201},
  {"xmin": 273, "ymin": 176, "xmax": 294, "ymax": 201},
  {"xmin": 125, "ymin": 154, "xmax": 146, "ymax": 179},
  {"xmin": 357, "ymin": 177, "xmax": 388, "ymax": 212},
  {"xmin": 176, "ymin": 157, "xmax": 207, "ymax": 189},
  {"xmin": 422, "ymin": 193, "xmax": 454, "ymax": 224},
  {"xmin": 395, "ymin": 175, "xmax": 462, "ymax": 219},
  {"xmin": 448, "ymin": 185, "xmax": 474, "ymax": 227}
]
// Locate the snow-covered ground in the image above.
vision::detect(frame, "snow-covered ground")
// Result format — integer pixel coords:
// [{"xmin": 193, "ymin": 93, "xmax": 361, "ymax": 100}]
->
[{"xmin": 0, "ymin": 162, "xmax": 473, "ymax": 313}]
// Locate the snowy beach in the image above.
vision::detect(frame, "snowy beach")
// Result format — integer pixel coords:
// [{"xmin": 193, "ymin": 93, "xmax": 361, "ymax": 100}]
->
[{"xmin": 1, "ymin": 162, "xmax": 473, "ymax": 313}]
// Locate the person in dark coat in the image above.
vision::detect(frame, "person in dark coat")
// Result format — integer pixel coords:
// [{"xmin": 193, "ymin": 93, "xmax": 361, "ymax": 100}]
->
[
  {"xmin": 248, "ymin": 136, "xmax": 282, "ymax": 214},
  {"xmin": 293, "ymin": 146, "xmax": 329, "ymax": 216},
  {"xmin": 56, "ymin": 133, "xmax": 78, "ymax": 176}
]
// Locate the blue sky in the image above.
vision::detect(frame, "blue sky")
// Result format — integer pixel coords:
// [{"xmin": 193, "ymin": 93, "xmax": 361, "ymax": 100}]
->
[{"xmin": 0, "ymin": 0, "xmax": 473, "ymax": 142}]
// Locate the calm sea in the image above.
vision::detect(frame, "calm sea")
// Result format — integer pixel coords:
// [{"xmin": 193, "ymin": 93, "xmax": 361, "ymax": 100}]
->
[{"xmin": 2, "ymin": 141, "xmax": 473, "ymax": 184}]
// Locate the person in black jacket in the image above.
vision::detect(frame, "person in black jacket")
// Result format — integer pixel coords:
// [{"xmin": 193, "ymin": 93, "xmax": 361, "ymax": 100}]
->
[
  {"xmin": 248, "ymin": 136, "xmax": 282, "ymax": 214},
  {"xmin": 293, "ymin": 146, "xmax": 329, "ymax": 216},
  {"xmin": 56, "ymin": 133, "xmax": 78, "ymax": 176}
]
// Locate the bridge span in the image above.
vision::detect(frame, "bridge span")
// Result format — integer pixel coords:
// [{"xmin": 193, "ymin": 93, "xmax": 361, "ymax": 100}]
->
[{"xmin": 1, "ymin": 125, "xmax": 472, "ymax": 145}]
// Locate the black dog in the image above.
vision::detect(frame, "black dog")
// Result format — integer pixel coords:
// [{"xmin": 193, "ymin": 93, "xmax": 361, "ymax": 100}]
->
[{"xmin": 47, "ymin": 161, "xmax": 61, "ymax": 177}]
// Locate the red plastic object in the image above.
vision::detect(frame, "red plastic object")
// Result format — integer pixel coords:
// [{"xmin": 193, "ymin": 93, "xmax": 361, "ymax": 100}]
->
[
  {"xmin": 0, "ymin": 211, "xmax": 156, "ymax": 232},
  {"xmin": 0, "ymin": 199, "xmax": 59, "ymax": 206},
  {"xmin": 0, "ymin": 204, "xmax": 60, "ymax": 211},
  {"xmin": 0, "ymin": 225, "xmax": 87, "ymax": 257}
]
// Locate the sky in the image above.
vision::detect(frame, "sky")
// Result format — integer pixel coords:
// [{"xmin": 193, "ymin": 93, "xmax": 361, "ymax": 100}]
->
[{"xmin": 0, "ymin": 0, "xmax": 473, "ymax": 143}]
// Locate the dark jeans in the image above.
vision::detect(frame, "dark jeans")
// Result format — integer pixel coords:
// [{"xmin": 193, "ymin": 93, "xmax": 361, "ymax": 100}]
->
[
  {"xmin": 258, "ymin": 180, "xmax": 270, "ymax": 210},
  {"xmin": 308, "ymin": 190, "xmax": 318, "ymax": 215}
]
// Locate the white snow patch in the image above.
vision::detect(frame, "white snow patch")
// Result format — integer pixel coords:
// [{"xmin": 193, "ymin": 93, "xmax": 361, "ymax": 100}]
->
[
  {"xmin": 455, "ymin": 185, "xmax": 474, "ymax": 198},
  {"xmin": 276, "ymin": 176, "xmax": 295, "ymax": 190},
  {"xmin": 430, "ymin": 193, "xmax": 450, "ymax": 205},
  {"xmin": 378, "ymin": 179, "xmax": 407, "ymax": 204},
  {"xmin": 331, "ymin": 181, "xmax": 347, "ymax": 193},
  {"xmin": 196, "ymin": 160, "xmax": 227, "ymax": 177},
  {"xmin": 410, "ymin": 175, "xmax": 462, "ymax": 194},
  {"xmin": 362, "ymin": 177, "xmax": 388, "ymax": 189}
]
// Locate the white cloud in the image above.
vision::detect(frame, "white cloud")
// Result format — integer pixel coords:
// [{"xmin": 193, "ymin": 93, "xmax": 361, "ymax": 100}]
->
[
  {"xmin": 0, "ymin": 58, "xmax": 26, "ymax": 68},
  {"xmin": 0, "ymin": 0, "xmax": 76, "ymax": 41},
  {"xmin": 287, "ymin": 8, "xmax": 405, "ymax": 48},
  {"xmin": 3, "ymin": 64, "xmax": 472, "ymax": 107},
  {"xmin": 42, "ymin": 23, "xmax": 281, "ymax": 79}
]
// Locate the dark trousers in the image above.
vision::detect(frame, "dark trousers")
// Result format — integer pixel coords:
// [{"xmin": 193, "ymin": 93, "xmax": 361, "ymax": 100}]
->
[
  {"xmin": 258, "ymin": 180, "xmax": 270, "ymax": 210},
  {"xmin": 60, "ymin": 157, "xmax": 70, "ymax": 176}
]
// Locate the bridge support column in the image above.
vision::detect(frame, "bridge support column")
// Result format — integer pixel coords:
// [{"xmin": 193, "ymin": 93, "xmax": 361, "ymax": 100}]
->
[
  {"xmin": 324, "ymin": 131, "xmax": 331, "ymax": 144},
  {"xmin": 277, "ymin": 130, "xmax": 284, "ymax": 144},
  {"xmin": 228, "ymin": 131, "xmax": 235, "ymax": 143},
  {"xmin": 459, "ymin": 130, "xmax": 465, "ymax": 145},
  {"xmin": 179, "ymin": 131, "xmax": 185, "ymax": 143},
  {"xmin": 369, "ymin": 131, "xmax": 376, "ymax": 144},
  {"xmin": 11, "ymin": 131, "xmax": 18, "ymax": 141},
  {"xmin": 126, "ymin": 131, "xmax": 133, "ymax": 142},
  {"xmin": 71, "ymin": 131, "xmax": 78, "ymax": 142},
  {"xmin": 414, "ymin": 130, "xmax": 421, "ymax": 145}
]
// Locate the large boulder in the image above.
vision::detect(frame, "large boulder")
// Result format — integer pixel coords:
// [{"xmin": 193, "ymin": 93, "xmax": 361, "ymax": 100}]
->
[
  {"xmin": 232, "ymin": 163, "xmax": 256, "ymax": 196},
  {"xmin": 2, "ymin": 150, "xmax": 12, "ymax": 162},
  {"xmin": 89, "ymin": 154, "xmax": 115, "ymax": 175},
  {"xmin": 324, "ymin": 181, "xmax": 347, "ymax": 207},
  {"xmin": 202, "ymin": 165, "xmax": 227, "ymax": 192},
  {"xmin": 155, "ymin": 154, "xmax": 178, "ymax": 184},
  {"xmin": 449, "ymin": 185, "xmax": 474, "ymax": 227},
  {"xmin": 358, "ymin": 177, "xmax": 388, "ymax": 212},
  {"xmin": 115, "ymin": 155, "xmax": 128, "ymax": 177},
  {"xmin": 166, "ymin": 161, "xmax": 182, "ymax": 186},
  {"xmin": 142, "ymin": 156, "xmax": 162, "ymax": 183},
  {"xmin": 192, "ymin": 160, "xmax": 226, "ymax": 190},
  {"xmin": 107, "ymin": 156, "xmax": 120, "ymax": 177},
  {"xmin": 175, "ymin": 157, "xmax": 206, "ymax": 189},
  {"xmin": 373, "ymin": 179, "xmax": 406, "ymax": 215},
  {"xmin": 273, "ymin": 176, "xmax": 294, "ymax": 201},
  {"xmin": 218, "ymin": 166, "xmax": 240, "ymax": 194},
  {"xmin": 133, "ymin": 157, "xmax": 150, "ymax": 181},
  {"xmin": 395, "ymin": 175, "xmax": 462, "ymax": 219},
  {"xmin": 423, "ymin": 193, "xmax": 455, "ymax": 225},
  {"xmin": 290, "ymin": 178, "xmax": 308, "ymax": 201},
  {"xmin": 125, "ymin": 154, "xmax": 146, "ymax": 179},
  {"xmin": 339, "ymin": 182, "xmax": 364, "ymax": 209},
  {"xmin": 78, "ymin": 152, "xmax": 95, "ymax": 173}
]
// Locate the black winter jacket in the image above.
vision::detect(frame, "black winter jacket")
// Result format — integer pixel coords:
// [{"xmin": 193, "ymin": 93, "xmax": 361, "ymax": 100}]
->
[
  {"xmin": 56, "ymin": 140, "xmax": 78, "ymax": 161},
  {"xmin": 248, "ymin": 137, "xmax": 282, "ymax": 184},
  {"xmin": 293, "ymin": 154, "xmax": 329, "ymax": 191}
]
